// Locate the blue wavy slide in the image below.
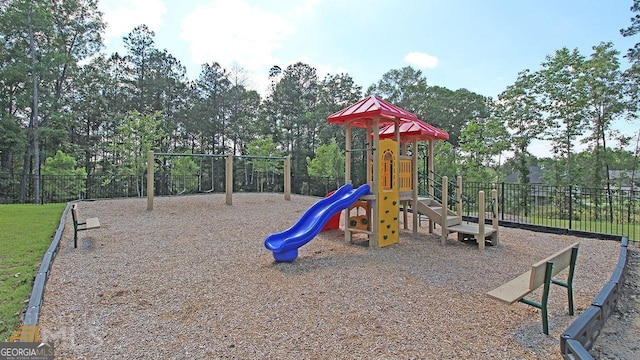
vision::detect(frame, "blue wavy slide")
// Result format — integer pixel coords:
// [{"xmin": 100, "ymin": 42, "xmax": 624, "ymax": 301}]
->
[{"xmin": 264, "ymin": 183, "xmax": 371, "ymax": 262}]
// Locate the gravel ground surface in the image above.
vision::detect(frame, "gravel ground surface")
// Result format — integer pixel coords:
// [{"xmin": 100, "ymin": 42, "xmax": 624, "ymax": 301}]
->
[
  {"xmin": 590, "ymin": 246, "xmax": 640, "ymax": 359},
  {"xmin": 36, "ymin": 193, "xmax": 625, "ymax": 359}
]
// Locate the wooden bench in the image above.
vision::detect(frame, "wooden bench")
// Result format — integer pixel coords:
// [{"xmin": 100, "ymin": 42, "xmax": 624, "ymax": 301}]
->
[
  {"xmin": 487, "ymin": 242, "xmax": 579, "ymax": 335},
  {"xmin": 71, "ymin": 203, "xmax": 100, "ymax": 248}
]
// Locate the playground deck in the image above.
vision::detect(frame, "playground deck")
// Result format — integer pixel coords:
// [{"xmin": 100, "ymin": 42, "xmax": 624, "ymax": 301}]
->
[{"xmin": 36, "ymin": 193, "xmax": 621, "ymax": 359}]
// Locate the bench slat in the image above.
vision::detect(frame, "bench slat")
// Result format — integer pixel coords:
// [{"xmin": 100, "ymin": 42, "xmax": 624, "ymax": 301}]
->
[
  {"xmin": 487, "ymin": 271, "xmax": 531, "ymax": 304},
  {"xmin": 80, "ymin": 217, "xmax": 101, "ymax": 230},
  {"xmin": 71, "ymin": 203, "xmax": 101, "ymax": 248},
  {"xmin": 487, "ymin": 242, "xmax": 580, "ymax": 304},
  {"xmin": 529, "ymin": 242, "xmax": 579, "ymax": 290}
]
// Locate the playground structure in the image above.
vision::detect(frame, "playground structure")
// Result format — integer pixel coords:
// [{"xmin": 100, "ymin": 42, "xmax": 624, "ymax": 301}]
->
[
  {"xmin": 145, "ymin": 151, "xmax": 291, "ymax": 210},
  {"xmin": 328, "ymin": 95, "xmax": 499, "ymax": 250},
  {"xmin": 264, "ymin": 95, "xmax": 500, "ymax": 262}
]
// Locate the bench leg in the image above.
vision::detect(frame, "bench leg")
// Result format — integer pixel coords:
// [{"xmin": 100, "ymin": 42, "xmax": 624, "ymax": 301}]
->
[
  {"xmin": 74, "ymin": 230, "xmax": 78, "ymax": 248},
  {"xmin": 540, "ymin": 262, "xmax": 554, "ymax": 335},
  {"xmin": 552, "ymin": 247, "xmax": 578, "ymax": 316},
  {"xmin": 520, "ymin": 261, "xmax": 554, "ymax": 335},
  {"xmin": 567, "ymin": 247, "xmax": 578, "ymax": 316}
]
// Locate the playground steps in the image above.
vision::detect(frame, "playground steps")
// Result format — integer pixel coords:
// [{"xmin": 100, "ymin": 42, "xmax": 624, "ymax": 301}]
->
[
  {"xmin": 416, "ymin": 198, "xmax": 497, "ymax": 249},
  {"xmin": 447, "ymin": 223, "xmax": 498, "ymax": 239},
  {"xmin": 416, "ymin": 199, "xmax": 459, "ymax": 227}
]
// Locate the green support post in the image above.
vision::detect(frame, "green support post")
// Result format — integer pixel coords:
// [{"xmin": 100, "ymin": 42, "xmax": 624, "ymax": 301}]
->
[
  {"xmin": 520, "ymin": 261, "xmax": 554, "ymax": 335},
  {"xmin": 551, "ymin": 246, "xmax": 578, "ymax": 316},
  {"xmin": 518, "ymin": 246, "xmax": 579, "ymax": 335}
]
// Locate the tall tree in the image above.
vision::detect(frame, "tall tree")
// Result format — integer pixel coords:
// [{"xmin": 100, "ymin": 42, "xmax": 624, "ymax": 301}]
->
[
  {"xmin": 306, "ymin": 139, "xmax": 345, "ymax": 192},
  {"xmin": 458, "ymin": 98, "xmax": 509, "ymax": 182},
  {"xmin": 111, "ymin": 110, "xmax": 165, "ymax": 196},
  {"xmin": 621, "ymin": 0, "xmax": 640, "ymax": 63},
  {"xmin": 123, "ymin": 25, "xmax": 155, "ymax": 112},
  {"xmin": 192, "ymin": 62, "xmax": 231, "ymax": 153},
  {"xmin": 316, "ymin": 73, "xmax": 363, "ymax": 182},
  {"xmin": 25, "ymin": 2, "xmax": 42, "ymax": 203},
  {"xmin": 226, "ymin": 65, "xmax": 261, "ymax": 155},
  {"xmin": 496, "ymin": 69, "xmax": 545, "ymax": 216},
  {"xmin": 70, "ymin": 55, "xmax": 111, "ymax": 178},
  {"xmin": 581, "ymin": 42, "xmax": 629, "ymax": 193},
  {"xmin": 367, "ymin": 66, "xmax": 429, "ymax": 108},
  {"xmin": 0, "ymin": 0, "xmax": 104, "ymax": 203},
  {"xmin": 145, "ymin": 49, "xmax": 188, "ymax": 152},
  {"xmin": 496, "ymin": 69, "xmax": 545, "ymax": 184},
  {"xmin": 537, "ymin": 47, "xmax": 588, "ymax": 185},
  {"xmin": 621, "ymin": 0, "xmax": 640, "ymax": 193},
  {"xmin": 264, "ymin": 62, "xmax": 319, "ymax": 177}
]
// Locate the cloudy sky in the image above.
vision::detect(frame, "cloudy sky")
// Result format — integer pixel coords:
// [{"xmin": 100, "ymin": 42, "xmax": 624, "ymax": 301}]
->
[
  {"xmin": 97, "ymin": 0, "xmax": 638, "ymax": 156},
  {"xmin": 98, "ymin": 0, "xmax": 637, "ymax": 94}
]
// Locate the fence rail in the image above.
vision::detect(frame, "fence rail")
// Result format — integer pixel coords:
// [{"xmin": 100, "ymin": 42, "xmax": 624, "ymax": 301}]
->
[
  {"xmin": 462, "ymin": 182, "xmax": 639, "ymax": 242},
  {"xmin": 1, "ymin": 174, "xmax": 638, "ymax": 241}
]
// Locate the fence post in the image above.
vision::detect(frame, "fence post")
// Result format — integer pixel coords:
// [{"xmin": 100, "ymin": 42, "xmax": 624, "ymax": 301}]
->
[
  {"xmin": 147, "ymin": 150, "xmax": 154, "ymax": 210},
  {"xmin": 456, "ymin": 176, "xmax": 462, "ymax": 223},
  {"xmin": 441, "ymin": 176, "xmax": 448, "ymax": 245},
  {"xmin": 501, "ymin": 182, "xmax": 505, "ymax": 221},
  {"xmin": 478, "ymin": 190, "xmax": 485, "ymax": 251},
  {"xmin": 569, "ymin": 185, "xmax": 573, "ymax": 230},
  {"xmin": 492, "ymin": 189, "xmax": 499, "ymax": 245}
]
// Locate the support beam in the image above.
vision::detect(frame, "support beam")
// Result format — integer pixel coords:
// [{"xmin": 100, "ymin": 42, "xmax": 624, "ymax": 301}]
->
[
  {"xmin": 441, "ymin": 176, "xmax": 448, "ymax": 245},
  {"xmin": 284, "ymin": 156, "xmax": 291, "ymax": 201},
  {"xmin": 412, "ymin": 138, "xmax": 419, "ymax": 236},
  {"xmin": 345, "ymin": 124, "xmax": 352, "ymax": 244},
  {"xmin": 371, "ymin": 116, "xmax": 380, "ymax": 248},
  {"xmin": 225, "ymin": 154, "xmax": 233, "ymax": 205}
]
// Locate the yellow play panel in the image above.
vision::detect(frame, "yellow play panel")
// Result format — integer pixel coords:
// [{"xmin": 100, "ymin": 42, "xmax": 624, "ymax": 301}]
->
[{"xmin": 377, "ymin": 138, "xmax": 399, "ymax": 247}]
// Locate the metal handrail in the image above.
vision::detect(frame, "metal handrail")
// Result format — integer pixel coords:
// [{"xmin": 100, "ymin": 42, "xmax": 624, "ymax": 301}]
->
[{"xmin": 421, "ymin": 170, "xmax": 460, "ymax": 209}]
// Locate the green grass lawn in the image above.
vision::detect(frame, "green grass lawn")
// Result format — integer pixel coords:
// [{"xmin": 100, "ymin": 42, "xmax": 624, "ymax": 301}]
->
[{"xmin": 0, "ymin": 203, "xmax": 66, "ymax": 341}]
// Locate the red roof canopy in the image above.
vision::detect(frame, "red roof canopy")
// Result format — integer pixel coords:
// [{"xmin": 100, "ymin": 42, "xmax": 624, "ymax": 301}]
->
[
  {"xmin": 327, "ymin": 95, "xmax": 418, "ymax": 128},
  {"xmin": 379, "ymin": 119, "xmax": 449, "ymax": 141}
]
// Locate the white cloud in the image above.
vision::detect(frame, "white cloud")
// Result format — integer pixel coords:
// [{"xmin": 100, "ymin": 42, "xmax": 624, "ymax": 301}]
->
[
  {"xmin": 98, "ymin": 0, "xmax": 167, "ymax": 44},
  {"xmin": 404, "ymin": 52, "xmax": 439, "ymax": 69},
  {"xmin": 290, "ymin": 0, "xmax": 321, "ymax": 20},
  {"xmin": 180, "ymin": 0, "xmax": 295, "ymax": 79}
]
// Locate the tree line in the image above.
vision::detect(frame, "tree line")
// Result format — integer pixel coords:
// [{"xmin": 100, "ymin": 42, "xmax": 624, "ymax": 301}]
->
[{"xmin": 1, "ymin": 0, "xmax": 639, "ymax": 203}]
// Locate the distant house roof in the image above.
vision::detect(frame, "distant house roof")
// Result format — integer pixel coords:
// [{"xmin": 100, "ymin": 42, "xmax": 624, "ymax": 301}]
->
[
  {"xmin": 609, "ymin": 170, "xmax": 639, "ymax": 187},
  {"xmin": 609, "ymin": 170, "xmax": 636, "ymax": 180},
  {"xmin": 505, "ymin": 166, "xmax": 544, "ymax": 184}
]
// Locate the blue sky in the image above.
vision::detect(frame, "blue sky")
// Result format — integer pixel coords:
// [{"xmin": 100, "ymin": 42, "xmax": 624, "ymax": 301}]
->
[{"xmin": 98, "ymin": 0, "xmax": 639, "ymax": 157}]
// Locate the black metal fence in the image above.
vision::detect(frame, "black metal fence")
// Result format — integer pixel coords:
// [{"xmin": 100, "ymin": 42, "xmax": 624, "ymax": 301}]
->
[
  {"xmin": 2, "ymin": 173, "xmax": 638, "ymax": 241},
  {"xmin": 462, "ymin": 182, "xmax": 639, "ymax": 242},
  {"xmin": 0, "ymin": 174, "xmax": 145, "ymax": 203},
  {"xmin": 0, "ymin": 173, "xmax": 349, "ymax": 202}
]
